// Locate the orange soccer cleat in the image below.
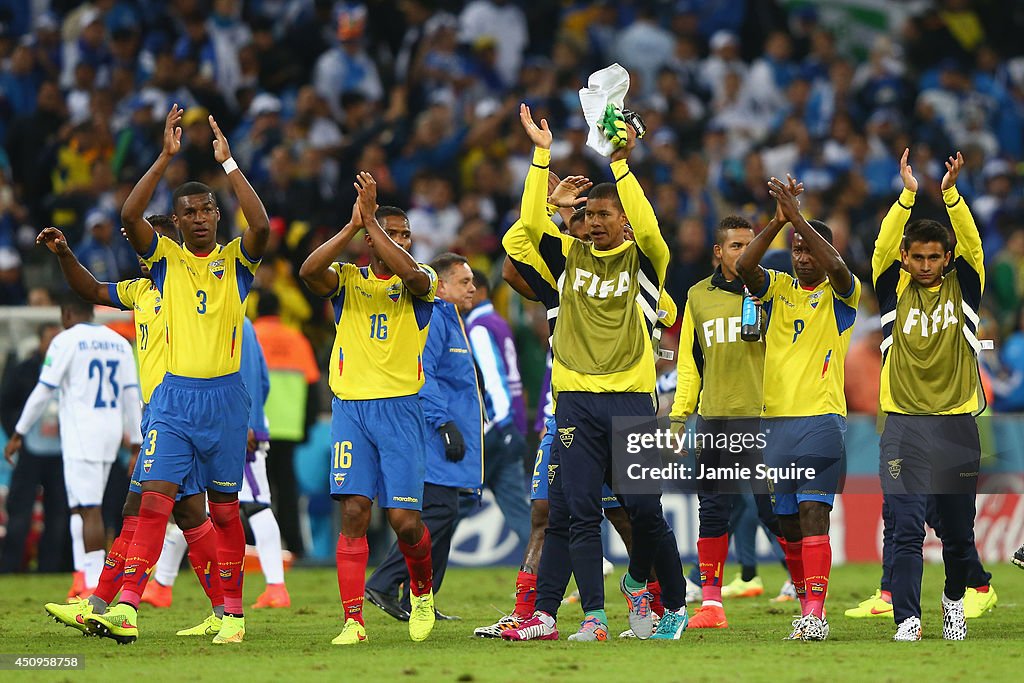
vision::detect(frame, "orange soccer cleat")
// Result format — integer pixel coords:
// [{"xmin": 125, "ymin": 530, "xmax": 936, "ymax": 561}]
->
[
  {"xmin": 67, "ymin": 571, "xmax": 87, "ymax": 599},
  {"xmin": 253, "ymin": 583, "xmax": 291, "ymax": 609},
  {"xmin": 141, "ymin": 580, "xmax": 173, "ymax": 608},
  {"xmin": 688, "ymin": 604, "xmax": 729, "ymax": 629}
]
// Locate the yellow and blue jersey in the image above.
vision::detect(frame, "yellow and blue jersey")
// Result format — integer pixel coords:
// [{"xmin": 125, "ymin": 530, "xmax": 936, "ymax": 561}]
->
[
  {"xmin": 141, "ymin": 235, "xmax": 260, "ymax": 378},
  {"xmin": 108, "ymin": 278, "xmax": 165, "ymax": 403},
  {"xmin": 754, "ymin": 269, "xmax": 860, "ymax": 417},
  {"xmin": 327, "ymin": 262, "xmax": 438, "ymax": 400}
]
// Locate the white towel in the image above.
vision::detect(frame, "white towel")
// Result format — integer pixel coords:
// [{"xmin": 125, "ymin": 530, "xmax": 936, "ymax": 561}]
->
[{"xmin": 579, "ymin": 63, "xmax": 630, "ymax": 158}]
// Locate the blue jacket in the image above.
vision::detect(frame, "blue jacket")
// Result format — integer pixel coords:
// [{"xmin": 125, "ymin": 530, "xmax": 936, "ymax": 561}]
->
[
  {"xmin": 240, "ymin": 317, "xmax": 271, "ymax": 441},
  {"xmin": 419, "ymin": 299, "xmax": 483, "ymax": 489}
]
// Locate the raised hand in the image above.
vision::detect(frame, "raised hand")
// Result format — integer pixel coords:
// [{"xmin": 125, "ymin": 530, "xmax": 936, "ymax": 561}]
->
[
  {"xmin": 209, "ymin": 115, "xmax": 232, "ymax": 164},
  {"xmin": 610, "ymin": 122, "xmax": 638, "ymax": 162},
  {"xmin": 350, "ymin": 198, "xmax": 363, "ymax": 230},
  {"xmin": 773, "ymin": 173, "xmax": 804, "ymax": 223},
  {"xmin": 354, "ymin": 171, "xmax": 378, "ymax": 224},
  {"xmin": 900, "ymin": 148, "xmax": 919, "ymax": 193},
  {"xmin": 36, "ymin": 227, "xmax": 71, "ymax": 256},
  {"xmin": 163, "ymin": 104, "xmax": 183, "ymax": 157},
  {"xmin": 548, "ymin": 175, "xmax": 593, "ymax": 208},
  {"xmin": 520, "ymin": 103, "xmax": 552, "ymax": 149},
  {"xmin": 768, "ymin": 176, "xmax": 802, "ymax": 223},
  {"xmin": 941, "ymin": 150, "xmax": 964, "ymax": 192}
]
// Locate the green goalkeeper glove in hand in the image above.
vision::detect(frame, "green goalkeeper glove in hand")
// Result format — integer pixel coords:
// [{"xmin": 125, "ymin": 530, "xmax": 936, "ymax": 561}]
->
[{"xmin": 598, "ymin": 103, "xmax": 629, "ymax": 149}]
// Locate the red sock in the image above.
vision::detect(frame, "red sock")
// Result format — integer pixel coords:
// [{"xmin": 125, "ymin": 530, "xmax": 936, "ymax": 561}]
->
[
  {"xmin": 93, "ymin": 515, "xmax": 137, "ymax": 604},
  {"xmin": 802, "ymin": 535, "xmax": 831, "ymax": 619},
  {"xmin": 120, "ymin": 493, "xmax": 174, "ymax": 607},
  {"xmin": 697, "ymin": 534, "xmax": 728, "ymax": 604},
  {"xmin": 647, "ymin": 579, "xmax": 664, "ymax": 617},
  {"xmin": 398, "ymin": 525, "xmax": 433, "ymax": 597},
  {"xmin": 513, "ymin": 570, "xmax": 537, "ymax": 619},
  {"xmin": 183, "ymin": 519, "xmax": 223, "ymax": 610},
  {"xmin": 784, "ymin": 539, "xmax": 806, "ymax": 613},
  {"xmin": 880, "ymin": 589, "xmax": 892, "ymax": 603},
  {"xmin": 209, "ymin": 501, "xmax": 245, "ymax": 616},
  {"xmin": 974, "ymin": 585, "xmax": 989, "ymax": 593},
  {"xmin": 336, "ymin": 534, "xmax": 368, "ymax": 625}
]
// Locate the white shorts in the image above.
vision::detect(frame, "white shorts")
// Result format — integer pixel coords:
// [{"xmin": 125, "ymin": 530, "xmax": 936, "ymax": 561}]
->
[
  {"xmin": 239, "ymin": 446, "xmax": 271, "ymax": 506},
  {"xmin": 63, "ymin": 459, "xmax": 113, "ymax": 508}
]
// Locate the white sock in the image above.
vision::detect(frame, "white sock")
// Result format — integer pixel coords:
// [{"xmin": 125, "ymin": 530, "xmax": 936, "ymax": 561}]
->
[
  {"xmin": 942, "ymin": 592, "xmax": 963, "ymax": 606},
  {"xmin": 250, "ymin": 508, "xmax": 285, "ymax": 585},
  {"xmin": 69, "ymin": 514, "xmax": 85, "ymax": 573},
  {"xmin": 702, "ymin": 599, "xmax": 723, "ymax": 608},
  {"xmin": 154, "ymin": 524, "xmax": 188, "ymax": 586},
  {"xmin": 83, "ymin": 549, "xmax": 105, "ymax": 589}
]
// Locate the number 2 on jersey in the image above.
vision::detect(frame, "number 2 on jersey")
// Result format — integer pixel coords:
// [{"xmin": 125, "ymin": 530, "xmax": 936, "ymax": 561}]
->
[
  {"xmin": 333, "ymin": 441, "xmax": 352, "ymax": 469},
  {"xmin": 88, "ymin": 359, "xmax": 120, "ymax": 408},
  {"xmin": 369, "ymin": 313, "xmax": 388, "ymax": 340},
  {"xmin": 139, "ymin": 323, "xmax": 149, "ymax": 351}
]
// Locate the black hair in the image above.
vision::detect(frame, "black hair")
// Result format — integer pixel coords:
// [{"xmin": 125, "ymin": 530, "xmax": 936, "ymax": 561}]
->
[
  {"xmin": 375, "ymin": 205, "xmax": 409, "ymax": 226},
  {"xmin": 256, "ymin": 290, "xmax": 281, "ymax": 318},
  {"xmin": 146, "ymin": 214, "xmax": 175, "ymax": 232},
  {"xmin": 715, "ymin": 215, "xmax": 753, "ymax": 245},
  {"xmin": 807, "ymin": 219, "xmax": 833, "ymax": 245},
  {"xmin": 58, "ymin": 291, "xmax": 94, "ymax": 319},
  {"xmin": 472, "ymin": 269, "xmax": 489, "ymax": 293},
  {"xmin": 172, "ymin": 182, "xmax": 215, "ymax": 208},
  {"xmin": 902, "ymin": 219, "xmax": 952, "ymax": 253},
  {"xmin": 431, "ymin": 252, "xmax": 469, "ymax": 279},
  {"xmin": 569, "ymin": 206, "xmax": 587, "ymax": 227},
  {"xmin": 586, "ymin": 182, "xmax": 623, "ymax": 210}
]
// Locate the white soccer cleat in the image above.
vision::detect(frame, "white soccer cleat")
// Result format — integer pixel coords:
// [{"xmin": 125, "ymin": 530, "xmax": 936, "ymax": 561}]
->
[
  {"xmin": 799, "ymin": 615, "xmax": 829, "ymax": 641},
  {"xmin": 893, "ymin": 616, "xmax": 922, "ymax": 641},
  {"xmin": 942, "ymin": 597, "xmax": 967, "ymax": 640},
  {"xmin": 474, "ymin": 614, "xmax": 522, "ymax": 639},
  {"xmin": 618, "ymin": 612, "xmax": 660, "ymax": 638},
  {"xmin": 784, "ymin": 616, "xmax": 805, "ymax": 640}
]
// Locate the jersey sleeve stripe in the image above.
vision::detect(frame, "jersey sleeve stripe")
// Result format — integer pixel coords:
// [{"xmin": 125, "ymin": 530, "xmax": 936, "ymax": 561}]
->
[
  {"xmin": 235, "ymin": 265, "xmax": 256, "ymax": 302},
  {"xmin": 832, "ymin": 296, "xmax": 857, "ymax": 335},
  {"xmin": 752, "ymin": 267, "xmax": 771, "ymax": 299},
  {"xmin": 107, "ymin": 283, "xmax": 129, "ymax": 311},
  {"xmin": 538, "ymin": 234, "xmax": 567, "ymax": 280},
  {"xmin": 332, "ymin": 287, "xmax": 346, "ymax": 324},
  {"xmin": 837, "ymin": 280, "xmax": 857, "ymax": 300},
  {"xmin": 140, "ymin": 233, "xmax": 158, "ymax": 259},
  {"xmin": 412, "ymin": 296, "xmax": 433, "ymax": 330},
  {"xmin": 39, "ymin": 380, "xmax": 57, "ymax": 389},
  {"xmin": 238, "ymin": 238, "xmax": 261, "ymax": 265}
]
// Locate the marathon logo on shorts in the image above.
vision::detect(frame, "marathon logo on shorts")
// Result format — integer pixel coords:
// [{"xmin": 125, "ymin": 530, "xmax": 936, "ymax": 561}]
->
[
  {"xmin": 888, "ymin": 458, "xmax": 903, "ymax": 479},
  {"xmin": 547, "ymin": 464, "xmax": 558, "ymax": 485},
  {"xmin": 334, "ymin": 472, "xmax": 347, "ymax": 486},
  {"xmin": 209, "ymin": 258, "xmax": 225, "ymax": 280},
  {"xmin": 213, "ymin": 480, "xmax": 237, "ymax": 487},
  {"xmin": 392, "ymin": 496, "xmax": 419, "ymax": 504},
  {"xmin": 558, "ymin": 427, "xmax": 576, "ymax": 448},
  {"xmin": 386, "ymin": 282, "xmax": 402, "ymax": 303},
  {"xmin": 143, "ymin": 459, "xmax": 154, "ymax": 473}
]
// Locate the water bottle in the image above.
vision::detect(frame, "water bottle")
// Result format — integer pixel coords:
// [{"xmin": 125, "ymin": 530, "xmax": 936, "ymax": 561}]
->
[{"xmin": 741, "ymin": 287, "xmax": 760, "ymax": 342}]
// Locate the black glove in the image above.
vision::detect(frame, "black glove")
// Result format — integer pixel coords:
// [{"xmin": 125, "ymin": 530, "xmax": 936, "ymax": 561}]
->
[{"xmin": 439, "ymin": 422, "xmax": 466, "ymax": 462}]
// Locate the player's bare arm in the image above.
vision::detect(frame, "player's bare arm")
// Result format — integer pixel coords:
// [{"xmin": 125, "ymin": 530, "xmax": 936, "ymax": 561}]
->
[
  {"xmin": 298, "ymin": 202, "xmax": 363, "ymax": 297},
  {"xmin": 770, "ymin": 176, "xmax": 853, "ymax": 295},
  {"xmin": 355, "ymin": 171, "xmax": 431, "ymax": 296},
  {"xmin": 36, "ymin": 227, "xmax": 114, "ymax": 306},
  {"xmin": 210, "ymin": 114, "xmax": 270, "ymax": 260},
  {"xmin": 121, "ymin": 105, "xmax": 182, "ymax": 255},
  {"xmin": 736, "ymin": 203, "xmax": 787, "ymax": 296},
  {"xmin": 501, "ymin": 256, "xmax": 538, "ymax": 301}
]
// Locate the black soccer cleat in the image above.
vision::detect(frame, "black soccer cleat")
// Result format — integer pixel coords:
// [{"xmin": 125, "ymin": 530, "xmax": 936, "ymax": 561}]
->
[
  {"xmin": 365, "ymin": 587, "xmax": 410, "ymax": 621},
  {"xmin": 1013, "ymin": 543, "xmax": 1024, "ymax": 570}
]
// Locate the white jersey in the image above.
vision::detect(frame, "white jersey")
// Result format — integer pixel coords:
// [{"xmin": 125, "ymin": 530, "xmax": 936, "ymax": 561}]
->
[{"xmin": 37, "ymin": 323, "xmax": 140, "ymax": 462}]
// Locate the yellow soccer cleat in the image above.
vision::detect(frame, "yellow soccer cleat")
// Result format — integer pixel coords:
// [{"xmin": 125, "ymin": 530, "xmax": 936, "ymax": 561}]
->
[
  {"xmin": 963, "ymin": 585, "xmax": 997, "ymax": 618},
  {"xmin": 408, "ymin": 590, "xmax": 436, "ymax": 642},
  {"xmin": 331, "ymin": 618, "xmax": 368, "ymax": 645},
  {"xmin": 45, "ymin": 599, "xmax": 98, "ymax": 635},
  {"xmin": 212, "ymin": 615, "xmax": 245, "ymax": 644},
  {"xmin": 176, "ymin": 613, "xmax": 223, "ymax": 636},
  {"xmin": 844, "ymin": 589, "xmax": 893, "ymax": 618},
  {"xmin": 721, "ymin": 574, "xmax": 764, "ymax": 599},
  {"xmin": 86, "ymin": 603, "xmax": 138, "ymax": 644}
]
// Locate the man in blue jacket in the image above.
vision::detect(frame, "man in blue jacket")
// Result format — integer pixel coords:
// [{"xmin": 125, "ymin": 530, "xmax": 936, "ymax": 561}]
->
[{"xmin": 366, "ymin": 253, "xmax": 484, "ymax": 620}]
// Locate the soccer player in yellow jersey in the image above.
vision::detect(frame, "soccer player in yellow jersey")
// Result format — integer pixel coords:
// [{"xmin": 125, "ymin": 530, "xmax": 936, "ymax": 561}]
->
[
  {"xmin": 85, "ymin": 105, "xmax": 270, "ymax": 645},
  {"xmin": 873, "ymin": 150, "xmax": 985, "ymax": 642},
  {"xmin": 736, "ymin": 176, "xmax": 860, "ymax": 642},
  {"xmin": 35, "ymin": 220, "xmax": 228, "ymax": 639},
  {"xmin": 299, "ymin": 173, "xmax": 438, "ymax": 646}
]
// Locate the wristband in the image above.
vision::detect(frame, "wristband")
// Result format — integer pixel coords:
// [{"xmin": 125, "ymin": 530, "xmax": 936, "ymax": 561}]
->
[{"xmin": 222, "ymin": 158, "xmax": 238, "ymax": 174}]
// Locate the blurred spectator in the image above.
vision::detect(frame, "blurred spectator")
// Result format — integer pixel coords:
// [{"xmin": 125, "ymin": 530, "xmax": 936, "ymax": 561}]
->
[
  {"xmin": 458, "ymin": 0, "xmax": 527, "ymax": 87},
  {"xmin": 0, "ymin": 246, "xmax": 26, "ymax": 305},
  {"xmin": 844, "ymin": 315, "xmax": 882, "ymax": 415},
  {"xmin": 76, "ymin": 209, "xmax": 136, "ymax": 282},
  {"xmin": 313, "ymin": 5, "xmax": 383, "ymax": 117}
]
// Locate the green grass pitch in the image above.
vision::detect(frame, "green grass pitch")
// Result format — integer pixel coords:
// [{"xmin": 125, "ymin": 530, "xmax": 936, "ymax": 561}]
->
[{"xmin": 1, "ymin": 562, "xmax": 1021, "ymax": 682}]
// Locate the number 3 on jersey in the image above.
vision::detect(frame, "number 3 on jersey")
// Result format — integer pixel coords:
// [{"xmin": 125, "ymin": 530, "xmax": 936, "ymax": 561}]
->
[
  {"xmin": 369, "ymin": 313, "xmax": 388, "ymax": 340},
  {"xmin": 333, "ymin": 441, "xmax": 352, "ymax": 469},
  {"xmin": 197, "ymin": 290, "xmax": 207, "ymax": 314}
]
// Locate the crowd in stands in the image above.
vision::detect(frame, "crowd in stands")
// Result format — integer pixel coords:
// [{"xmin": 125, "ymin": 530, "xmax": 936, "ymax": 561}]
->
[{"xmin": 3, "ymin": 0, "xmax": 1024, "ymax": 413}]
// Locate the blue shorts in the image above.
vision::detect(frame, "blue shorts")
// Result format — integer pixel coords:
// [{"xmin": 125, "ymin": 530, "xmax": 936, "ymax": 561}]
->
[
  {"xmin": 129, "ymin": 404, "xmax": 205, "ymax": 499},
  {"xmin": 531, "ymin": 415, "xmax": 620, "ymax": 508},
  {"xmin": 761, "ymin": 414, "xmax": 846, "ymax": 516},
  {"xmin": 141, "ymin": 373, "xmax": 251, "ymax": 493},
  {"xmin": 330, "ymin": 395, "xmax": 427, "ymax": 510}
]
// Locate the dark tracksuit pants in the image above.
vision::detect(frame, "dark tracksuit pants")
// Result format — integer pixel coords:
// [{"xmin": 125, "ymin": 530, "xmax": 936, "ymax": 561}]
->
[
  {"xmin": 534, "ymin": 392, "xmax": 686, "ymax": 617},
  {"xmin": 0, "ymin": 450, "xmax": 69, "ymax": 573},
  {"xmin": 366, "ymin": 482, "xmax": 460, "ymax": 611},
  {"xmin": 880, "ymin": 414, "xmax": 981, "ymax": 623}
]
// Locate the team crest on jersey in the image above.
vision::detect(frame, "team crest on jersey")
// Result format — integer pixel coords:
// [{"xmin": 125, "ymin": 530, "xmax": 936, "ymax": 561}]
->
[
  {"xmin": 334, "ymin": 472, "xmax": 347, "ymax": 486},
  {"xmin": 558, "ymin": 427, "xmax": 576, "ymax": 448},
  {"xmin": 143, "ymin": 458, "xmax": 153, "ymax": 473},
  {"xmin": 386, "ymin": 282, "xmax": 402, "ymax": 303},
  {"xmin": 547, "ymin": 464, "xmax": 558, "ymax": 485},
  {"xmin": 808, "ymin": 291, "xmax": 823, "ymax": 309},
  {"xmin": 209, "ymin": 258, "xmax": 225, "ymax": 280},
  {"xmin": 154, "ymin": 295, "xmax": 161, "ymax": 315},
  {"xmin": 888, "ymin": 458, "xmax": 903, "ymax": 479}
]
